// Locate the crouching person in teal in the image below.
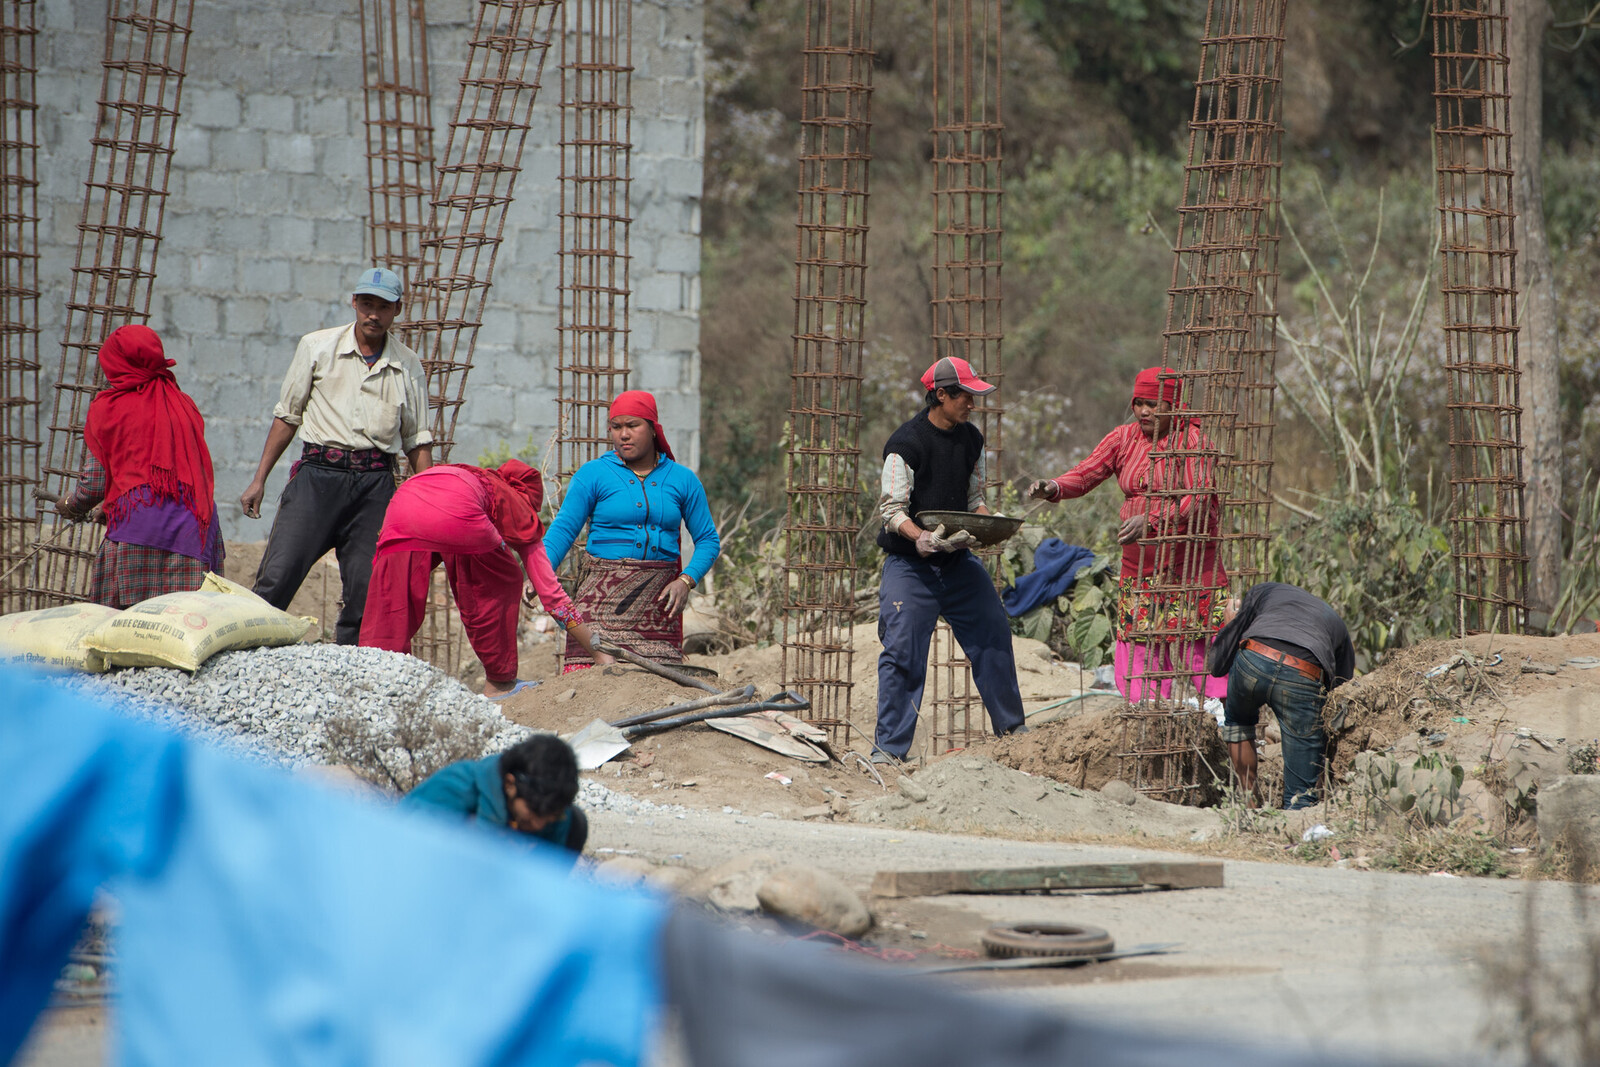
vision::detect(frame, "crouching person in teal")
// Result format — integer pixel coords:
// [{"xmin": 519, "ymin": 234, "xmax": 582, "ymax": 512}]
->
[{"xmin": 401, "ymin": 734, "xmax": 588, "ymax": 860}]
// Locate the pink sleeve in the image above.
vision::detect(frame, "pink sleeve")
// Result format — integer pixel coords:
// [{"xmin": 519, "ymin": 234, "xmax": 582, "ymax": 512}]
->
[
  {"xmin": 1053, "ymin": 426, "xmax": 1125, "ymax": 500},
  {"xmin": 517, "ymin": 542, "xmax": 588, "ymax": 629}
]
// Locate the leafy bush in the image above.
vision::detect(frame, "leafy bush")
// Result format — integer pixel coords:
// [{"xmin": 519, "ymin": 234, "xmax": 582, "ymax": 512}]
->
[
  {"xmin": 1269, "ymin": 490, "xmax": 1453, "ymax": 661},
  {"xmin": 1352, "ymin": 750, "xmax": 1465, "ymax": 827}
]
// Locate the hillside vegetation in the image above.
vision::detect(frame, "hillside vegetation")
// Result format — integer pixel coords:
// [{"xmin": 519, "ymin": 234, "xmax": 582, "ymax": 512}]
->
[{"xmin": 697, "ymin": 0, "xmax": 1600, "ymax": 651}]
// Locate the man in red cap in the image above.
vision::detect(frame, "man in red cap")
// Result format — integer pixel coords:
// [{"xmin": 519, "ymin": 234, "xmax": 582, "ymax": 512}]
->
[{"xmin": 871, "ymin": 357, "xmax": 1028, "ymax": 764}]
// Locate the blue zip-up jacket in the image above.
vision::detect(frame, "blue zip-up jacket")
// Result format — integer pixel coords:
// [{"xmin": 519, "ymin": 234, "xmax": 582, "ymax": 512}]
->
[{"xmin": 544, "ymin": 451, "xmax": 721, "ymax": 584}]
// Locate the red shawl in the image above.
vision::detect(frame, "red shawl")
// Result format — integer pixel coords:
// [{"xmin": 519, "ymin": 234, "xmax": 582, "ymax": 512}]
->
[
  {"xmin": 481, "ymin": 459, "xmax": 544, "ymax": 547},
  {"xmin": 83, "ymin": 325, "xmax": 215, "ymax": 526}
]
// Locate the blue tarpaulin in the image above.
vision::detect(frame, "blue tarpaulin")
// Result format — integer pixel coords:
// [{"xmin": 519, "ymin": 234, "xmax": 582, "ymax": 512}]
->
[{"xmin": 0, "ymin": 666, "xmax": 665, "ymax": 1066}]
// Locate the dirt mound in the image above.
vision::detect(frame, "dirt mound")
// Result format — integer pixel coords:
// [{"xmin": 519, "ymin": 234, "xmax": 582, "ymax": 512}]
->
[
  {"xmin": 1328, "ymin": 633, "xmax": 1600, "ymax": 780},
  {"xmin": 852, "ymin": 753, "xmax": 1220, "ymax": 840},
  {"xmin": 987, "ymin": 703, "xmax": 1132, "ymax": 791}
]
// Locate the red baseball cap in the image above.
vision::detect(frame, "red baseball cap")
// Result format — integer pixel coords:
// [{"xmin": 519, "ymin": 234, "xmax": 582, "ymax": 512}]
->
[{"xmin": 921, "ymin": 356, "xmax": 996, "ymax": 396}]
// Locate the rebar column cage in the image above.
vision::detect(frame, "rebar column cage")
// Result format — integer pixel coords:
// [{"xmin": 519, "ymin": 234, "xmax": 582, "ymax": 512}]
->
[
  {"xmin": 359, "ymin": 0, "xmax": 437, "ymax": 296},
  {"xmin": 402, "ymin": 0, "xmax": 565, "ymax": 673},
  {"xmin": 360, "ymin": 0, "xmax": 467, "ymax": 671},
  {"xmin": 555, "ymin": 0, "xmax": 632, "ymax": 481},
  {"xmin": 26, "ymin": 0, "xmax": 193, "ymax": 608},
  {"xmin": 922, "ymin": 0, "xmax": 1004, "ymax": 757},
  {"xmin": 1429, "ymin": 0, "xmax": 1527, "ymax": 635},
  {"xmin": 1117, "ymin": 0, "xmax": 1285, "ymax": 800},
  {"xmin": 0, "ymin": 0, "xmax": 40, "ymax": 613},
  {"xmin": 407, "ymin": 0, "xmax": 565, "ymax": 460},
  {"xmin": 779, "ymin": 0, "xmax": 874, "ymax": 744}
]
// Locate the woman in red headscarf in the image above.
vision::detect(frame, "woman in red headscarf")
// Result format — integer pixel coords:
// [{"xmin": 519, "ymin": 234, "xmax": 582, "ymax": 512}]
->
[
  {"xmin": 56, "ymin": 325, "xmax": 224, "ymax": 607},
  {"xmin": 1025, "ymin": 367, "xmax": 1229, "ymax": 702},
  {"xmin": 359, "ymin": 460, "xmax": 614, "ymax": 698},
  {"xmin": 542, "ymin": 391, "xmax": 721, "ymax": 669}
]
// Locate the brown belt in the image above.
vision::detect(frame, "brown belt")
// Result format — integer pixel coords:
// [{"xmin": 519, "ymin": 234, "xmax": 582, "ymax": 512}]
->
[{"xmin": 1243, "ymin": 639, "xmax": 1323, "ymax": 681}]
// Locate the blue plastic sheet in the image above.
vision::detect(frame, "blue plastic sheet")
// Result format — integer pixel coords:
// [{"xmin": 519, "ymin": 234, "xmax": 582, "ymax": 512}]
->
[{"xmin": 0, "ymin": 666, "xmax": 665, "ymax": 1066}]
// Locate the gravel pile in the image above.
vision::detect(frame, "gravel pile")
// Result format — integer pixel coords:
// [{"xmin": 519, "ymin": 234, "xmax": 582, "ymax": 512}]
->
[
  {"xmin": 51, "ymin": 643, "xmax": 681, "ymax": 818},
  {"xmin": 55, "ymin": 644, "xmax": 531, "ymax": 767}
]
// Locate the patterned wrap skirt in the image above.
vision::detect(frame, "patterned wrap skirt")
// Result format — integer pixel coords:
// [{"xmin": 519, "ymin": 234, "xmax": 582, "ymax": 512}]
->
[
  {"xmin": 561, "ymin": 555, "xmax": 684, "ymax": 669},
  {"xmin": 89, "ymin": 539, "xmax": 216, "ymax": 610},
  {"xmin": 1115, "ymin": 575, "xmax": 1226, "ymax": 643}
]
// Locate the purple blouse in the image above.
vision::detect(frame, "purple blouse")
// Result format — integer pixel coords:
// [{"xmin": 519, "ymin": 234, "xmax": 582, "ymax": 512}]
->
[{"xmin": 66, "ymin": 454, "xmax": 224, "ymax": 569}]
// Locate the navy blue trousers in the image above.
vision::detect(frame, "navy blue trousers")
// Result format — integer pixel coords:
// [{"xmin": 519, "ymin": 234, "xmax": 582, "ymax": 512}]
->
[{"xmin": 876, "ymin": 552, "xmax": 1026, "ymax": 758}]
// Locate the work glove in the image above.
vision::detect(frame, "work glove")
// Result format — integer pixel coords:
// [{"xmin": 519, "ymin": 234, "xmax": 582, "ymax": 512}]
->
[
  {"xmin": 916, "ymin": 524, "xmax": 973, "ymax": 556},
  {"xmin": 1026, "ymin": 479, "xmax": 1060, "ymax": 501}
]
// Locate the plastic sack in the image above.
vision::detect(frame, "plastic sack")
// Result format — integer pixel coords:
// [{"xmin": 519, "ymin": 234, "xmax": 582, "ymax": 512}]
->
[
  {"xmin": 0, "ymin": 603, "xmax": 122, "ymax": 673},
  {"xmin": 83, "ymin": 573, "xmax": 316, "ymax": 672}
]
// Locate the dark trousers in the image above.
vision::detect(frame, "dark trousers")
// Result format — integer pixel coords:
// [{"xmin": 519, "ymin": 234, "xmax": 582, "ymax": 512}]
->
[
  {"xmin": 253, "ymin": 464, "xmax": 396, "ymax": 645},
  {"xmin": 876, "ymin": 552, "xmax": 1026, "ymax": 758}
]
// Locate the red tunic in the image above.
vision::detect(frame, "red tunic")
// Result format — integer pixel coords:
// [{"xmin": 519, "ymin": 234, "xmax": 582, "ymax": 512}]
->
[{"xmin": 1050, "ymin": 421, "xmax": 1227, "ymax": 588}]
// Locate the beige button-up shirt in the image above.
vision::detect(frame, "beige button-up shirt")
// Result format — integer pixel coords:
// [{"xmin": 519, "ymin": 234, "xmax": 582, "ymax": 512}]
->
[{"xmin": 271, "ymin": 323, "xmax": 434, "ymax": 455}]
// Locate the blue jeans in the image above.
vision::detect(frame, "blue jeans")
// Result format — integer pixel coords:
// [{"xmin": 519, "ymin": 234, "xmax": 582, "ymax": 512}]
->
[
  {"xmin": 876, "ymin": 553, "xmax": 1027, "ymax": 758},
  {"xmin": 1222, "ymin": 648, "xmax": 1327, "ymax": 809}
]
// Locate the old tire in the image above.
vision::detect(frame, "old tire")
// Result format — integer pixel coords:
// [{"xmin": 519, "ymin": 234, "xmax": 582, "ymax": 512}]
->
[{"xmin": 980, "ymin": 922, "xmax": 1115, "ymax": 960}]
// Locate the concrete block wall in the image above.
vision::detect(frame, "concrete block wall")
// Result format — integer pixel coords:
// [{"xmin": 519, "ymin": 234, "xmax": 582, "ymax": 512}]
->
[{"xmin": 31, "ymin": 0, "xmax": 704, "ymax": 541}]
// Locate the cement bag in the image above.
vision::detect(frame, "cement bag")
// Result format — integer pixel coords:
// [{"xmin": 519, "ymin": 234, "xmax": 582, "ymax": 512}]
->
[
  {"xmin": 0, "ymin": 603, "xmax": 122, "ymax": 673},
  {"xmin": 83, "ymin": 572, "xmax": 316, "ymax": 672}
]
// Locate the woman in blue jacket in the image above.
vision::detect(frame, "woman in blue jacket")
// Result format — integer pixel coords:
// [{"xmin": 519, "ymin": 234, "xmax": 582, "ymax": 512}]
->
[{"xmin": 543, "ymin": 390, "xmax": 721, "ymax": 668}]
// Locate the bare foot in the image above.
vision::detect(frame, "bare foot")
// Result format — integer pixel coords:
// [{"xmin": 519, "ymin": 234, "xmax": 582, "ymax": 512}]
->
[{"xmin": 483, "ymin": 678, "xmax": 518, "ymax": 698}]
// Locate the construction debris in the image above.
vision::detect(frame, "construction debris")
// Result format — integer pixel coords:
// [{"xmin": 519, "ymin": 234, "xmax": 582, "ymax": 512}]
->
[{"xmin": 871, "ymin": 861, "xmax": 1225, "ymax": 899}]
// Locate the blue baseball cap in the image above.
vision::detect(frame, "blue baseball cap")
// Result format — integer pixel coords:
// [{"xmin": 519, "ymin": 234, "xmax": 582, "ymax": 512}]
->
[{"xmin": 351, "ymin": 267, "xmax": 403, "ymax": 303}]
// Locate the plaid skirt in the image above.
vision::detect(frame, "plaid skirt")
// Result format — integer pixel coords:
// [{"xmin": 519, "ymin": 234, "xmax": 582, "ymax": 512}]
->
[
  {"xmin": 1115, "ymin": 575, "xmax": 1225, "ymax": 643},
  {"xmin": 89, "ymin": 539, "xmax": 218, "ymax": 609},
  {"xmin": 561, "ymin": 555, "xmax": 683, "ymax": 668}
]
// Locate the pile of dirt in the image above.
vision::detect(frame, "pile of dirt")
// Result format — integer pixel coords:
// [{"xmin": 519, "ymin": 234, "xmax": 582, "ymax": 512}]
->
[
  {"xmin": 987, "ymin": 702, "xmax": 1134, "ymax": 792},
  {"xmin": 1323, "ymin": 632, "xmax": 1600, "ymax": 830},
  {"xmin": 852, "ymin": 753, "xmax": 1221, "ymax": 840},
  {"xmin": 1328, "ymin": 634, "xmax": 1600, "ymax": 775}
]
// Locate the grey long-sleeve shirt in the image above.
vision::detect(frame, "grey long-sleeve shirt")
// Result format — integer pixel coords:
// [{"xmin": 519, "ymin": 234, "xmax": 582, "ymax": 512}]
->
[{"xmin": 1207, "ymin": 582, "xmax": 1355, "ymax": 685}]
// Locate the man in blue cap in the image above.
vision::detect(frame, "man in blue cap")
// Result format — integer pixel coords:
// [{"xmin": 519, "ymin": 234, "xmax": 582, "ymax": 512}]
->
[{"xmin": 241, "ymin": 268, "xmax": 434, "ymax": 644}]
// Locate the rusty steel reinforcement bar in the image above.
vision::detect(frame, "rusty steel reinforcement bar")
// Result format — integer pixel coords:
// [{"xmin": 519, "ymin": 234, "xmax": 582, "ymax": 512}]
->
[
  {"xmin": 359, "ymin": 0, "xmax": 471, "ymax": 674},
  {"xmin": 556, "ymin": 0, "xmax": 632, "ymax": 480},
  {"xmin": 359, "ymin": 0, "xmax": 438, "ymax": 296},
  {"xmin": 1429, "ymin": 0, "xmax": 1527, "ymax": 636},
  {"xmin": 1118, "ymin": 0, "xmax": 1286, "ymax": 802},
  {"xmin": 922, "ymin": 0, "xmax": 1005, "ymax": 758},
  {"xmin": 0, "ymin": 0, "xmax": 40, "ymax": 614},
  {"xmin": 27, "ymin": 0, "xmax": 193, "ymax": 609},
  {"xmin": 405, "ymin": 0, "xmax": 564, "ymax": 461},
  {"xmin": 780, "ymin": 0, "xmax": 874, "ymax": 747}
]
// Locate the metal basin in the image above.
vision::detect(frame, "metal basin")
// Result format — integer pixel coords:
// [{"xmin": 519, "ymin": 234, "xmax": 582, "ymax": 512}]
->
[{"xmin": 915, "ymin": 510, "xmax": 1025, "ymax": 546}]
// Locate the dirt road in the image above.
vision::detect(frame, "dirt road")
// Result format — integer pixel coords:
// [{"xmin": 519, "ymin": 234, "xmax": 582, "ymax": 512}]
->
[{"xmin": 589, "ymin": 806, "xmax": 1592, "ymax": 1065}]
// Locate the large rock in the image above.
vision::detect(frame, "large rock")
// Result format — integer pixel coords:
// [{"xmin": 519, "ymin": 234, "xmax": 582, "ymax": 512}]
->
[
  {"xmin": 1536, "ymin": 776, "xmax": 1600, "ymax": 863},
  {"xmin": 680, "ymin": 852, "xmax": 785, "ymax": 912},
  {"xmin": 756, "ymin": 866, "xmax": 873, "ymax": 938},
  {"xmin": 1100, "ymin": 780, "xmax": 1138, "ymax": 806}
]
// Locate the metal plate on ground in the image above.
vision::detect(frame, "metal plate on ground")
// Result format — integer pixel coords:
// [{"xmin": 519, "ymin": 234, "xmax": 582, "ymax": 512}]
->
[
  {"xmin": 915, "ymin": 510, "xmax": 1025, "ymax": 546},
  {"xmin": 707, "ymin": 710, "xmax": 830, "ymax": 763}
]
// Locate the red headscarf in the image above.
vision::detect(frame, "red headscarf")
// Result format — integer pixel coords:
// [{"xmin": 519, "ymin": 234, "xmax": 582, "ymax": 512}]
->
[
  {"xmin": 608, "ymin": 390, "xmax": 674, "ymax": 461},
  {"xmin": 1131, "ymin": 366, "xmax": 1183, "ymax": 407},
  {"xmin": 481, "ymin": 459, "xmax": 544, "ymax": 546},
  {"xmin": 83, "ymin": 325, "xmax": 216, "ymax": 527}
]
